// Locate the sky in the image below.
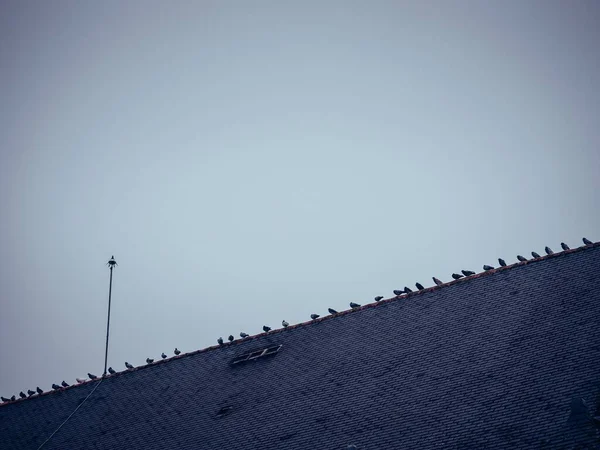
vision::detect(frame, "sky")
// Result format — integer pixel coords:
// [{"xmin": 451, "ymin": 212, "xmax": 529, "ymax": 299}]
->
[{"xmin": 0, "ymin": 0, "xmax": 599, "ymax": 398}]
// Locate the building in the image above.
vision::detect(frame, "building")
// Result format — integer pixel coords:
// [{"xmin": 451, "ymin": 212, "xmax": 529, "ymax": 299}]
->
[{"xmin": 2, "ymin": 241, "xmax": 600, "ymax": 449}]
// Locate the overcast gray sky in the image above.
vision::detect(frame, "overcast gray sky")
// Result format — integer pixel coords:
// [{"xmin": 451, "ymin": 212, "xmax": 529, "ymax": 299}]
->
[{"xmin": 1, "ymin": 0, "xmax": 599, "ymax": 398}]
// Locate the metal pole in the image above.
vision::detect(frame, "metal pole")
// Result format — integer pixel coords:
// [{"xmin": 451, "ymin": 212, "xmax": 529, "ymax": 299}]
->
[{"xmin": 103, "ymin": 256, "xmax": 117, "ymax": 376}]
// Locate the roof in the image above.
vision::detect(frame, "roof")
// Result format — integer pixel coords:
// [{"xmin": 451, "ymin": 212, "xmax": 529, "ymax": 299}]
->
[{"xmin": 2, "ymin": 242, "xmax": 600, "ymax": 449}]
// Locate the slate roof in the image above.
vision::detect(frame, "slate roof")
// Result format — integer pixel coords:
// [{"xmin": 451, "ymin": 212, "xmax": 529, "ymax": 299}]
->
[{"xmin": 2, "ymin": 243, "xmax": 600, "ymax": 449}]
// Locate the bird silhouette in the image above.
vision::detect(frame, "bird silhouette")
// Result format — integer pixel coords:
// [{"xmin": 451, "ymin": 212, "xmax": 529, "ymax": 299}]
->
[
  {"xmin": 228, "ymin": 335, "xmax": 234, "ymax": 342},
  {"xmin": 461, "ymin": 270, "xmax": 475, "ymax": 276},
  {"xmin": 1, "ymin": 396, "xmax": 11, "ymax": 402},
  {"xmin": 583, "ymin": 237, "xmax": 592, "ymax": 245},
  {"xmin": 108, "ymin": 367, "xmax": 116, "ymax": 374},
  {"xmin": 349, "ymin": 302, "xmax": 361, "ymax": 308},
  {"xmin": 161, "ymin": 352, "xmax": 167, "ymax": 359},
  {"xmin": 264, "ymin": 325, "xmax": 272, "ymax": 332},
  {"xmin": 393, "ymin": 290, "xmax": 403, "ymax": 296},
  {"xmin": 88, "ymin": 373, "xmax": 98, "ymax": 380},
  {"xmin": 217, "ymin": 337, "xmax": 224, "ymax": 345},
  {"xmin": 404, "ymin": 286, "xmax": 413, "ymax": 293},
  {"xmin": 498, "ymin": 258, "xmax": 507, "ymax": 267},
  {"xmin": 76, "ymin": 378, "xmax": 86, "ymax": 384},
  {"xmin": 328, "ymin": 308, "xmax": 338, "ymax": 314},
  {"xmin": 27, "ymin": 389, "xmax": 35, "ymax": 397},
  {"xmin": 452, "ymin": 273, "xmax": 463, "ymax": 280},
  {"xmin": 415, "ymin": 282, "xmax": 424, "ymax": 290},
  {"xmin": 125, "ymin": 362, "xmax": 134, "ymax": 369},
  {"xmin": 52, "ymin": 384, "xmax": 61, "ymax": 390},
  {"xmin": 281, "ymin": 321, "xmax": 289, "ymax": 328},
  {"xmin": 310, "ymin": 314, "xmax": 320, "ymax": 320},
  {"xmin": 483, "ymin": 265, "xmax": 494, "ymax": 271},
  {"xmin": 561, "ymin": 242, "xmax": 570, "ymax": 251},
  {"xmin": 145, "ymin": 358, "xmax": 154, "ymax": 364},
  {"xmin": 61, "ymin": 381, "xmax": 69, "ymax": 387},
  {"xmin": 240, "ymin": 332, "xmax": 249, "ymax": 338},
  {"xmin": 19, "ymin": 392, "xmax": 26, "ymax": 399},
  {"xmin": 517, "ymin": 255, "xmax": 527, "ymax": 262},
  {"xmin": 10, "ymin": 395, "xmax": 16, "ymax": 401},
  {"xmin": 545, "ymin": 246, "xmax": 553, "ymax": 255},
  {"xmin": 374, "ymin": 296, "xmax": 384, "ymax": 301},
  {"xmin": 531, "ymin": 251, "xmax": 541, "ymax": 258},
  {"xmin": 36, "ymin": 387, "xmax": 43, "ymax": 395},
  {"xmin": 432, "ymin": 277, "xmax": 443, "ymax": 286},
  {"xmin": 174, "ymin": 348, "xmax": 181, "ymax": 356}
]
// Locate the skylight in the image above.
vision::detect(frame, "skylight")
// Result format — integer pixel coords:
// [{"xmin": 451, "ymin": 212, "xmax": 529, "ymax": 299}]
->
[{"xmin": 231, "ymin": 345, "xmax": 283, "ymax": 365}]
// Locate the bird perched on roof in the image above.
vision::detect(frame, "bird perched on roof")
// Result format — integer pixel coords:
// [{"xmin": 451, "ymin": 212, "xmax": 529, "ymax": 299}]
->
[
  {"xmin": 1, "ymin": 396, "xmax": 11, "ymax": 402},
  {"xmin": 228, "ymin": 335, "xmax": 234, "ymax": 342},
  {"xmin": 161, "ymin": 352, "xmax": 167, "ymax": 359},
  {"xmin": 404, "ymin": 286, "xmax": 413, "ymax": 293},
  {"xmin": 108, "ymin": 367, "xmax": 116, "ymax": 374},
  {"xmin": 146, "ymin": 358, "xmax": 154, "ymax": 364},
  {"xmin": 281, "ymin": 320, "xmax": 289, "ymax": 328},
  {"xmin": 349, "ymin": 302, "xmax": 361, "ymax": 308},
  {"xmin": 374, "ymin": 296, "xmax": 384, "ymax": 302},
  {"xmin": 217, "ymin": 337, "xmax": 224, "ymax": 345},
  {"xmin": 10, "ymin": 395, "xmax": 16, "ymax": 401},
  {"xmin": 310, "ymin": 314, "xmax": 320, "ymax": 320},
  {"xmin": 461, "ymin": 270, "xmax": 475, "ymax": 276},
  {"xmin": 531, "ymin": 251, "xmax": 541, "ymax": 258},
  {"xmin": 451, "ymin": 273, "xmax": 463, "ymax": 280},
  {"xmin": 393, "ymin": 290, "xmax": 403, "ymax": 296},
  {"xmin": 52, "ymin": 384, "xmax": 61, "ymax": 390},
  {"xmin": 583, "ymin": 237, "xmax": 592, "ymax": 245},
  {"xmin": 36, "ymin": 387, "xmax": 43, "ymax": 395},
  {"xmin": 240, "ymin": 332, "xmax": 249, "ymax": 338},
  {"xmin": 264, "ymin": 325, "xmax": 272, "ymax": 332},
  {"xmin": 545, "ymin": 246, "xmax": 553, "ymax": 255},
  {"xmin": 498, "ymin": 258, "xmax": 507, "ymax": 267},
  {"xmin": 76, "ymin": 378, "xmax": 86, "ymax": 384},
  {"xmin": 517, "ymin": 255, "xmax": 527, "ymax": 262},
  {"xmin": 328, "ymin": 308, "xmax": 338, "ymax": 314},
  {"xmin": 125, "ymin": 362, "xmax": 134, "ymax": 369},
  {"xmin": 174, "ymin": 348, "xmax": 181, "ymax": 355},
  {"xmin": 432, "ymin": 277, "xmax": 443, "ymax": 286},
  {"xmin": 27, "ymin": 389, "xmax": 35, "ymax": 397},
  {"xmin": 561, "ymin": 242, "xmax": 570, "ymax": 251},
  {"xmin": 415, "ymin": 282, "xmax": 424, "ymax": 290},
  {"xmin": 483, "ymin": 265, "xmax": 494, "ymax": 271},
  {"xmin": 19, "ymin": 392, "xmax": 26, "ymax": 399},
  {"xmin": 61, "ymin": 381, "xmax": 69, "ymax": 387},
  {"xmin": 88, "ymin": 373, "xmax": 98, "ymax": 380}
]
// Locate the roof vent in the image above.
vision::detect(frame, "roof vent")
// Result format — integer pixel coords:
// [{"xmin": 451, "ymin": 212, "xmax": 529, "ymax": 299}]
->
[
  {"xmin": 231, "ymin": 344, "xmax": 283, "ymax": 365},
  {"xmin": 216, "ymin": 406, "xmax": 233, "ymax": 418}
]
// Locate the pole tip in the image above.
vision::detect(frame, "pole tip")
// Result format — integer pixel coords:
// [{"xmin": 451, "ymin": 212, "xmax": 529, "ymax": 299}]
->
[{"xmin": 107, "ymin": 256, "xmax": 118, "ymax": 268}]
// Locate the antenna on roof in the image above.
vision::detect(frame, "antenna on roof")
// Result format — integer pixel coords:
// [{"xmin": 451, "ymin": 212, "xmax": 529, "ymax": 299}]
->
[{"xmin": 103, "ymin": 256, "xmax": 118, "ymax": 376}]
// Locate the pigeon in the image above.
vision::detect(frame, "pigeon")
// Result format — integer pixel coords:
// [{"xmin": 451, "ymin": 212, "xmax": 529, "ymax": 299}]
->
[
  {"xmin": 76, "ymin": 378, "xmax": 86, "ymax": 384},
  {"xmin": 161, "ymin": 352, "xmax": 167, "ymax": 359},
  {"xmin": 483, "ymin": 265, "xmax": 494, "ymax": 271},
  {"xmin": 498, "ymin": 258, "xmax": 507, "ymax": 267},
  {"xmin": 1, "ymin": 396, "xmax": 10, "ymax": 402},
  {"xmin": 27, "ymin": 389, "xmax": 35, "ymax": 397},
  {"xmin": 125, "ymin": 362, "xmax": 134, "ymax": 369},
  {"xmin": 583, "ymin": 237, "xmax": 592, "ymax": 245},
  {"xmin": 404, "ymin": 286, "xmax": 413, "ymax": 293},
  {"xmin": 146, "ymin": 358, "xmax": 154, "ymax": 364},
  {"xmin": 310, "ymin": 314, "xmax": 320, "ymax": 320},
  {"xmin": 517, "ymin": 255, "xmax": 527, "ymax": 262},
  {"xmin": 531, "ymin": 251, "xmax": 540, "ymax": 258},
  {"xmin": 461, "ymin": 270, "xmax": 475, "ymax": 276},
  {"xmin": 240, "ymin": 332, "xmax": 249, "ymax": 338},
  {"xmin": 561, "ymin": 242, "xmax": 570, "ymax": 251},
  {"xmin": 36, "ymin": 387, "xmax": 43, "ymax": 395},
  {"xmin": 217, "ymin": 337, "xmax": 224, "ymax": 345},
  {"xmin": 349, "ymin": 302, "xmax": 361, "ymax": 308},
  {"xmin": 108, "ymin": 367, "xmax": 116, "ymax": 374},
  {"xmin": 393, "ymin": 290, "xmax": 404, "ymax": 296},
  {"xmin": 451, "ymin": 273, "xmax": 463, "ymax": 280},
  {"xmin": 228, "ymin": 335, "xmax": 234, "ymax": 342},
  {"xmin": 19, "ymin": 392, "xmax": 26, "ymax": 399},
  {"xmin": 281, "ymin": 321, "xmax": 289, "ymax": 328},
  {"xmin": 328, "ymin": 308, "xmax": 338, "ymax": 314},
  {"xmin": 174, "ymin": 348, "xmax": 181, "ymax": 355},
  {"xmin": 264, "ymin": 325, "xmax": 272, "ymax": 332},
  {"xmin": 10, "ymin": 395, "xmax": 16, "ymax": 401},
  {"xmin": 432, "ymin": 277, "xmax": 443, "ymax": 286},
  {"xmin": 88, "ymin": 373, "xmax": 97, "ymax": 380},
  {"xmin": 545, "ymin": 246, "xmax": 553, "ymax": 255},
  {"xmin": 415, "ymin": 282, "xmax": 424, "ymax": 290},
  {"xmin": 52, "ymin": 384, "xmax": 61, "ymax": 390},
  {"xmin": 374, "ymin": 296, "xmax": 384, "ymax": 302},
  {"xmin": 61, "ymin": 381, "xmax": 69, "ymax": 387}
]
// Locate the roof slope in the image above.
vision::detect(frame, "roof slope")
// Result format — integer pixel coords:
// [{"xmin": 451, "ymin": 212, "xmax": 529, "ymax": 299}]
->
[{"xmin": 2, "ymin": 245, "xmax": 600, "ymax": 449}]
